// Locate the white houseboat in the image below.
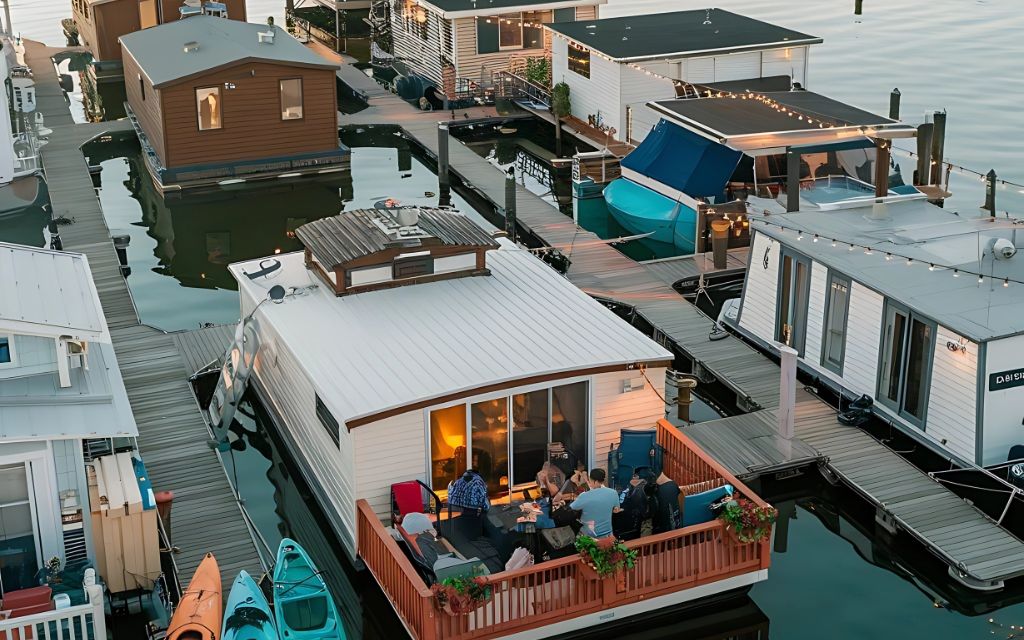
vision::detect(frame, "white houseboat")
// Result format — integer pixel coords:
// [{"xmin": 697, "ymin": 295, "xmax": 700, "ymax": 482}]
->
[
  {"xmin": 733, "ymin": 199, "xmax": 1024, "ymax": 468},
  {"xmin": 226, "ymin": 206, "xmax": 776, "ymax": 638}
]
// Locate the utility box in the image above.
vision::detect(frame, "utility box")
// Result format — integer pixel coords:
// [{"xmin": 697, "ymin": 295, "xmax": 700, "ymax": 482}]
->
[{"xmin": 87, "ymin": 452, "xmax": 161, "ymax": 593}]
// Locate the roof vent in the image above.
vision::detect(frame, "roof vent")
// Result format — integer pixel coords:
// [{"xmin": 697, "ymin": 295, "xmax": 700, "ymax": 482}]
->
[
  {"xmin": 183, "ymin": 41, "xmax": 200, "ymax": 53},
  {"xmin": 992, "ymin": 237, "xmax": 1017, "ymax": 260},
  {"xmin": 258, "ymin": 30, "xmax": 275, "ymax": 44},
  {"xmin": 396, "ymin": 208, "xmax": 420, "ymax": 228}
]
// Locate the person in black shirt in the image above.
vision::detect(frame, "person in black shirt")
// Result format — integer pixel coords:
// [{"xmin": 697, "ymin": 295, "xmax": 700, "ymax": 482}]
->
[{"xmin": 652, "ymin": 472, "xmax": 683, "ymax": 534}]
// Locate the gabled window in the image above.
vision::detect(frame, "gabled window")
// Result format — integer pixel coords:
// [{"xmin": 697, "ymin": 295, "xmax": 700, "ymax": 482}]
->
[
  {"xmin": 316, "ymin": 394, "xmax": 340, "ymax": 445},
  {"xmin": 821, "ymin": 272, "xmax": 850, "ymax": 374}
]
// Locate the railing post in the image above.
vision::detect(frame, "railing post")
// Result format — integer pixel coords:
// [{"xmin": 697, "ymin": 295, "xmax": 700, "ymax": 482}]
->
[{"xmin": 85, "ymin": 568, "xmax": 106, "ymax": 640}]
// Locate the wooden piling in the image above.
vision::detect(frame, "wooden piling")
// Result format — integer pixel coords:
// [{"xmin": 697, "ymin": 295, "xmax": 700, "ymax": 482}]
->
[
  {"xmin": 785, "ymin": 149, "xmax": 800, "ymax": 212},
  {"xmin": 505, "ymin": 167, "xmax": 517, "ymax": 241},
  {"xmin": 984, "ymin": 169, "xmax": 997, "ymax": 217},
  {"xmin": 888, "ymin": 88, "xmax": 901, "ymax": 120},
  {"xmin": 929, "ymin": 111, "xmax": 947, "ymax": 186},
  {"xmin": 915, "ymin": 122, "xmax": 932, "ymax": 185},
  {"xmin": 874, "ymin": 139, "xmax": 890, "ymax": 198},
  {"xmin": 437, "ymin": 122, "xmax": 450, "ymax": 191}
]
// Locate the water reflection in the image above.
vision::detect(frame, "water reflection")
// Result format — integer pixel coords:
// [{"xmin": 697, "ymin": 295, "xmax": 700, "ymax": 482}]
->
[{"xmin": 0, "ymin": 177, "xmax": 50, "ymax": 247}]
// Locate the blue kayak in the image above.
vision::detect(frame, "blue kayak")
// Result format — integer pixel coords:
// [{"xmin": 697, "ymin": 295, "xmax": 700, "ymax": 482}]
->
[
  {"xmin": 272, "ymin": 538, "xmax": 345, "ymax": 640},
  {"xmin": 223, "ymin": 571, "xmax": 278, "ymax": 640}
]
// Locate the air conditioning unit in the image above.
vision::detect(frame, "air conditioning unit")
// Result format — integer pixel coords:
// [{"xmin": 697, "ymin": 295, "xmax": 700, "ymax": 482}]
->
[{"xmin": 258, "ymin": 31, "xmax": 275, "ymax": 44}]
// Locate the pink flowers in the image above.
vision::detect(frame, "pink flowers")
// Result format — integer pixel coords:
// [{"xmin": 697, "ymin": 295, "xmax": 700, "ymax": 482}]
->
[{"xmin": 718, "ymin": 498, "xmax": 777, "ymax": 544}]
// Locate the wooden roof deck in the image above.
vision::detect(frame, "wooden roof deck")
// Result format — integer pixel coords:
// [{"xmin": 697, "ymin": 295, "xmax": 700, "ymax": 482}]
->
[{"xmin": 28, "ymin": 40, "xmax": 265, "ymax": 589}]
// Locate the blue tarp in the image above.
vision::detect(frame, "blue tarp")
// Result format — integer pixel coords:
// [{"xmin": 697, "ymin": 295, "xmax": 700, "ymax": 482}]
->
[{"xmin": 621, "ymin": 119, "xmax": 743, "ymax": 197}]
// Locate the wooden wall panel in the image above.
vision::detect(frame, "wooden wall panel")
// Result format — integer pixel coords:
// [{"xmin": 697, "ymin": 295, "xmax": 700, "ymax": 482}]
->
[
  {"xmin": 92, "ymin": 0, "xmax": 141, "ymax": 62},
  {"xmin": 159, "ymin": 62, "xmax": 338, "ymax": 168},
  {"xmin": 122, "ymin": 48, "xmax": 166, "ymax": 162},
  {"xmin": 159, "ymin": 0, "xmax": 246, "ymax": 23}
]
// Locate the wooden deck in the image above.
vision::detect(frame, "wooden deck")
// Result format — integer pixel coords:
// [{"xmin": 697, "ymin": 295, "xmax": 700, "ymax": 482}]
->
[
  {"xmin": 28, "ymin": 40, "xmax": 264, "ymax": 588},
  {"xmin": 642, "ymin": 247, "xmax": 751, "ymax": 286}
]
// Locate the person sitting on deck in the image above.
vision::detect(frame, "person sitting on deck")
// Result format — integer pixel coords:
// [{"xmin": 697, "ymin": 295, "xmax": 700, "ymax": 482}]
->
[
  {"xmin": 536, "ymin": 462, "xmax": 566, "ymax": 502},
  {"xmin": 448, "ymin": 469, "xmax": 490, "ymax": 514},
  {"xmin": 570, "ymin": 468, "xmax": 620, "ymax": 538}
]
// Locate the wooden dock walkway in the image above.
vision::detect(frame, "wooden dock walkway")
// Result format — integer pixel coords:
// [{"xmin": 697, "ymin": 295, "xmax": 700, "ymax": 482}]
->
[
  {"xmin": 642, "ymin": 247, "xmax": 751, "ymax": 287},
  {"xmin": 172, "ymin": 324, "xmax": 235, "ymax": 374},
  {"xmin": 28, "ymin": 40, "xmax": 265, "ymax": 587}
]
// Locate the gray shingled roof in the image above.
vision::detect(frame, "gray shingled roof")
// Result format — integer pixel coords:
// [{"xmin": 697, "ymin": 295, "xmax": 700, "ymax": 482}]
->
[
  {"xmin": 120, "ymin": 16, "xmax": 336, "ymax": 88},
  {"xmin": 296, "ymin": 207, "xmax": 500, "ymax": 268}
]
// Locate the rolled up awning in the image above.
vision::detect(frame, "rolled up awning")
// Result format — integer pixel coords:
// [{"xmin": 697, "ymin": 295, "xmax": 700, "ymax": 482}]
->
[{"xmin": 621, "ymin": 119, "xmax": 742, "ymax": 198}]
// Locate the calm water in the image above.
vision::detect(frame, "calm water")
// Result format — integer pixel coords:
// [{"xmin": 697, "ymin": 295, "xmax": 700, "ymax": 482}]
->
[{"xmin": 10, "ymin": 1, "xmax": 1024, "ymax": 637}]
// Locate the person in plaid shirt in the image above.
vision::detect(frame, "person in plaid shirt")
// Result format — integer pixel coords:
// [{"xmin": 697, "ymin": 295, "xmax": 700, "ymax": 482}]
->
[{"xmin": 448, "ymin": 469, "xmax": 490, "ymax": 513}]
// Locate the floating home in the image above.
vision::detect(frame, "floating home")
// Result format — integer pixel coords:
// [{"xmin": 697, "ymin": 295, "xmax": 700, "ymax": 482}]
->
[
  {"xmin": 546, "ymin": 9, "xmax": 822, "ymax": 145},
  {"xmin": 733, "ymin": 199, "xmax": 1024, "ymax": 468},
  {"xmin": 71, "ymin": 0, "xmax": 246, "ymax": 75},
  {"xmin": 225, "ymin": 207, "xmax": 774, "ymax": 638},
  {"xmin": 120, "ymin": 16, "xmax": 347, "ymax": 192},
  {"xmin": 389, "ymin": 0, "xmax": 602, "ymax": 106},
  {"xmin": 0, "ymin": 243, "xmax": 149, "ymax": 597}
]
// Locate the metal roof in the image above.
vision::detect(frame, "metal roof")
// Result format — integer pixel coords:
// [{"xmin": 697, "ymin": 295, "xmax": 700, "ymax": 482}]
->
[
  {"xmin": 0, "ymin": 242, "xmax": 109, "ymax": 342},
  {"xmin": 295, "ymin": 207, "xmax": 500, "ymax": 268},
  {"xmin": 230, "ymin": 242, "xmax": 672, "ymax": 428},
  {"xmin": 751, "ymin": 199, "xmax": 1024, "ymax": 342},
  {"xmin": 419, "ymin": 0, "xmax": 606, "ymax": 19},
  {"xmin": 119, "ymin": 16, "xmax": 337, "ymax": 89},
  {"xmin": 546, "ymin": 9, "xmax": 822, "ymax": 61}
]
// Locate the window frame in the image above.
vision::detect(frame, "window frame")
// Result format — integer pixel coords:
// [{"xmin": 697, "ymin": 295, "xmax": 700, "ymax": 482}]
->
[
  {"xmin": 195, "ymin": 85, "xmax": 223, "ymax": 131},
  {"xmin": 497, "ymin": 13, "xmax": 524, "ymax": 51},
  {"xmin": 876, "ymin": 300, "xmax": 936, "ymax": 428},
  {"xmin": 567, "ymin": 42, "xmax": 591, "ymax": 79},
  {"xmin": 775, "ymin": 247, "xmax": 812, "ymax": 357},
  {"xmin": 315, "ymin": 394, "xmax": 341, "ymax": 446},
  {"xmin": 138, "ymin": 74, "xmax": 145, "ymax": 101},
  {"xmin": 820, "ymin": 271, "xmax": 851, "ymax": 375},
  {"xmin": 279, "ymin": 78, "xmax": 304, "ymax": 121},
  {"xmin": 0, "ymin": 334, "xmax": 16, "ymax": 368}
]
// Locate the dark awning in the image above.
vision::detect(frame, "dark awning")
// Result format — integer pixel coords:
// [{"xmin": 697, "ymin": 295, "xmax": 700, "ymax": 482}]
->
[{"xmin": 621, "ymin": 119, "xmax": 742, "ymax": 197}]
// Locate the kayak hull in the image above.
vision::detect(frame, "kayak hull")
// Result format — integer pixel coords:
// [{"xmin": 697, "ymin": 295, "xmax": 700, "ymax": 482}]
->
[
  {"xmin": 168, "ymin": 553, "xmax": 223, "ymax": 640},
  {"xmin": 223, "ymin": 570, "xmax": 279, "ymax": 640},
  {"xmin": 272, "ymin": 538, "xmax": 345, "ymax": 640}
]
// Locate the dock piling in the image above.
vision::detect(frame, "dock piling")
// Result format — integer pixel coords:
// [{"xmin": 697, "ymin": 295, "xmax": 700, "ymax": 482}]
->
[
  {"xmin": 915, "ymin": 121, "xmax": 933, "ymax": 185},
  {"xmin": 785, "ymin": 149, "xmax": 800, "ymax": 212},
  {"xmin": 505, "ymin": 167, "xmax": 518, "ymax": 241},
  {"xmin": 929, "ymin": 111, "xmax": 947, "ymax": 186},
  {"xmin": 889, "ymin": 88, "xmax": 901, "ymax": 120},
  {"xmin": 778, "ymin": 345, "xmax": 797, "ymax": 440},
  {"xmin": 984, "ymin": 169, "xmax": 997, "ymax": 217},
  {"xmin": 710, "ymin": 219, "xmax": 730, "ymax": 270}
]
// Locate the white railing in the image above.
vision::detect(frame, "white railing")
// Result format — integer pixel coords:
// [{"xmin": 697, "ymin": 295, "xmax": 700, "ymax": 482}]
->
[
  {"xmin": 12, "ymin": 131, "xmax": 41, "ymax": 177},
  {"xmin": 0, "ymin": 575, "xmax": 106, "ymax": 640}
]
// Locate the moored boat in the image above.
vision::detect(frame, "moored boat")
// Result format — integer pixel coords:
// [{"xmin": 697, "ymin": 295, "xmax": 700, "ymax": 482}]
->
[
  {"xmin": 168, "ymin": 553, "xmax": 223, "ymax": 640},
  {"xmin": 223, "ymin": 570, "xmax": 279, "ymax": 640},
  {"xmin": 273, "ymin": 539, "xmax": 344, "ymax": 640}
]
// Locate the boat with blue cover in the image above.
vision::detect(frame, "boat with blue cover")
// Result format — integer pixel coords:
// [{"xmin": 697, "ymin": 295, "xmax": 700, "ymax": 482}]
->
[
  {"xmin": 223, "ymin": 570, "xmax": 279, "ymax": 640},
  {"xmin": 273, "ymin": 538, "xmax": 344, "ymax": 640}
]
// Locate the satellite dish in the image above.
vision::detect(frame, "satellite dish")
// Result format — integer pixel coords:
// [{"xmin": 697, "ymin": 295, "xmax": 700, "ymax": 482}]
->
[{"xmin": 268, "ymin": 285, "xmax": 287, "ymax": 303}]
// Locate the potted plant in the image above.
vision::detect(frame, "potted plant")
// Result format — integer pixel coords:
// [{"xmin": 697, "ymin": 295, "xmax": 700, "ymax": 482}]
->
[
  {"xmin": 575, "ymin": 535, "xmax": 637, "ymax": 581},
  {"xmin": 44, "ymin": 556, "xmax": 63, "ymax": 585},
  {"xmin": 431, "ymin": 572, "xmax": 493, "ymax": 616},
  {"xmin": 718, "ymin": 498, "xmax": 778, "ymax": 543}
]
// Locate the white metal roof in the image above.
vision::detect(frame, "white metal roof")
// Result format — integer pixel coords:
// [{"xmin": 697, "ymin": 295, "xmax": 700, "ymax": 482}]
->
[
  {"xmin": 0, "ymin": 242, "xmax": 110, "ymax": 342},
  {"xmin": 230, "ymin": 242, "xmax": 672, "ymax": 428}
]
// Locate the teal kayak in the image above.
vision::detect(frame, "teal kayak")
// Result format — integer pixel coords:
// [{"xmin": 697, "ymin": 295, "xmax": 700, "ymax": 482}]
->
[
  {"xmin": 272, "ymin": 538, "xmax": 345, "ymax": 640},
  {"xmin": 223, "ymin": 571, "xmax": 279, "ymax": 640}
]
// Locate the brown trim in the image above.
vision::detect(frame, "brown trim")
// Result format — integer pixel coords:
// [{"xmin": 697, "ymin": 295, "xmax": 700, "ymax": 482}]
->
[
  {"xmin": 346, "ymin": 359, "xmax": 672, "ymax": 428},
  {"xmin": 279, "ymin": 77, "xmax": 305, "ymax": 121},
  {"xmin": 339, "ymin": 268, "xmax": 489, "ymax": 297},
  {"xmin": 152, "ymin": 57, "xmax": 338, "ymax": 89},
  {"xmin": 339, "ymin": 243, "xmax": 493, "ymax": 270},
  {"xmin": 195, "ymin": 85, "xmax": 223, "ymax": 131}
]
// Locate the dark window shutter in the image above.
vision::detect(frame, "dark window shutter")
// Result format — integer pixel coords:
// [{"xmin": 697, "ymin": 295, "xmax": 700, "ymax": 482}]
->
[
  {"xmin": 553, "ymin": 7, "xmax": 576, "ymax": 22},
  {"xmin": 477, "ymin": 17, "xmax": 499, "ymax": 54}
]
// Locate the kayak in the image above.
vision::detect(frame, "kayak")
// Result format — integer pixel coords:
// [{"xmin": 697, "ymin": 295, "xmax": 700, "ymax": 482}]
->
[
  {"xmin": 223, "ymin": 570, "xmax": 279, "ymax": 640},
  {"xmin": 272, "ymin": 539, "xmax": 344, "ymax": 640},
  {"xmin": 168, "ymin": 553, "xmax": 222, "ymax": 640}
]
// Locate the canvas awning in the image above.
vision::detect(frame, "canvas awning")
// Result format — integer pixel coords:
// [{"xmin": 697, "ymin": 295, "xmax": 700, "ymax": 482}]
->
[{"xmin": 621, "ymin": 119, "xmax": 742, "ymax": 198}]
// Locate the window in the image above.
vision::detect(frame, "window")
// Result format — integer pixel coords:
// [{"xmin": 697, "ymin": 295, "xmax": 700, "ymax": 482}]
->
[
  {"xmin": 821, "ymin": 273, "xmax": 850, "ymax": 374},
  {"xmin": 471, "ymin": 399, "xmax": 509, "ymax": 495},
  {"xmin": 393, "ymin": 254, "xmax": 433, "ymax": 279},
  {"xmin": 567, "ymin": 43, "xmax": 591, "ymax": 79},
  {"xmin": 498, "ymin": 13, "xmax": 523, "ymax": 50},
  {"xmin": 511, "ymin": 390, "xmax": 548, "ymax": 486},
  {"xmin": 522, "ymin": 11, "xmax": 545, "ymax": 50},
  {"xmin": 195, "ymin": 86, "xmax": 222, "ymax": 131},
  {"xmin": 138, "ymin": 75, "xmax": 145, "ymax": 101},
  {"xmin": 139, "ymin": 0, "xmax": 158, "ymax": 29},
  {"xmin": 0, "ymin": 463, "xmax": 37, "ymax": 592},
  {"xmin": 430, "ymin": 404, "xmax": 467, "ymax": 490},
  {"xmin": 315, "ymin": 394, "xmax": 340, "ymax": 445},
  {"xmin": 776, "ymin": 250, "xmax": 811, "ymax": 355},
  {"xmin": 0, "ymin": 337, "xmax": 11, "ymax": 364},
  {"xmin": 552, "ymin": 7, "xmax": 576, "ymax": 22},
  {"xmin": 280, "ymin": 79, "xmax": 303, "ymax": 120},
  {"xmin": 878, "ymin": 302, "xmax": 935, "ymax": 426}
]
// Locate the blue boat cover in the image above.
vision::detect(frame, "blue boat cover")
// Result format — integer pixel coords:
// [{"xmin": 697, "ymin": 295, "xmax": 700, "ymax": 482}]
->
[{"xmin": 622, "ymin": 119, "xmax": 743, "ymax": 197}]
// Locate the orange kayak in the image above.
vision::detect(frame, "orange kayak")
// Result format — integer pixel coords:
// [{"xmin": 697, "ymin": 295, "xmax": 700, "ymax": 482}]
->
[{"xmin": 168, "ymin": 553, "xmax": 223, "ymax": 640}]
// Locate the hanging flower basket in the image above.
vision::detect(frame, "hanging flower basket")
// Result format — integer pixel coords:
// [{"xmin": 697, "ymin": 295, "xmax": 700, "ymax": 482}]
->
[
  {"xmin": 432, "ymin": 574, "xmax": 493, "ymax": 616},
  {"xmin": 575, "ymin": 535, "xmax": 637, "ymax": 579},
  {"xmin": 717, "ymin": 498, "xmax": 777, "ymax": 544}
]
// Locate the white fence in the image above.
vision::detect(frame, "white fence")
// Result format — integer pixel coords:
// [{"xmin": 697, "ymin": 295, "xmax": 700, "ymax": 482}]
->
[{"xmin": 0, "ymin": 575, "xmax": 106, "ymax": 640}]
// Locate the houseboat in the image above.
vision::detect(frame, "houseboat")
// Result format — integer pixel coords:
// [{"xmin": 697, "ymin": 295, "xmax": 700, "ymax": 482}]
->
[
  {"xmin": 71, "ymin": 0, "xmax": 246, "ymax": 78},
  {"xmin": 388, "ymin": 0, "xmax": 603, "ymax": 108},
  {"xmin": 0, "ymin": 35, "xmax": 48, "ymax": 215},
  {"xmin": 0, "ymin": 242, "xmax": 161, "ymax": 639},
  {"xmin": 223, "ymin": 206, "xmax": 775, "ymax": 638},
  {"xmin": 120, "ymin": 15, "xmax": 348, "ymax": 192},
  {"xmin": 731, "ymin": 198, "xmax": 1024, "ymax": 469}
]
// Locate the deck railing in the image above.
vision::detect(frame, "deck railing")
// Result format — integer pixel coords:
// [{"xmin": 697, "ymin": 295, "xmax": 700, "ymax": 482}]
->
[
  {"xmin": 357, "ymin": 419, "xmax": 771, "ymax": 640},
  {"xmin": 0, "ymin": 578, "xmax": 105, "ymax": 640}
]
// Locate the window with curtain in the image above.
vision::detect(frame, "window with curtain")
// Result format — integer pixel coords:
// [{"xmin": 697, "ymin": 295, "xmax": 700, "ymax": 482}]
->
[
  {"xmin": 196, "ymin": 86, "xmax": 222, "ymax": 130},
  {"xmin": 280, "ymin": 78, "xmax": 303, "ymax": 120}
]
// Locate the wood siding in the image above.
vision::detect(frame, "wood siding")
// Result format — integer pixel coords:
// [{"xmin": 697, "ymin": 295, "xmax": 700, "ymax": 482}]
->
[
  {"xmin": 391, "ymin": 4, "xmax": 450, "ymax": 86},
  {"xmin": 159, "ymin": 0, "xmax": 246, "ymax": 22},
  {"xmin": 452, "ymin": 15, "xmax": 552, "ymax": 84},
  {"xmin": 158, "ymin": 62, "xmax": 337, "ymax": 169},
  {"xmin": 618, "ymin": 62, "xmax": 675, "ymax": 143},
  {"xmin": 983, "ymin": 334, "xmax": 1024, "ymax": 465},
  {"xmin": 354, "ymin": 411, "xmax": 427, "ymax": 522},
  {"xmin": 803, "ymin": 261, "xmax": 827, "ymax": 366},
  {"xmin": 122, "ymin": 48, "xmax": 165, "ymax": 162},
  {"xmin": 592, "ymin": 368, "xmax": 666, "ymax": 470},
  {"xmin": 74, "ymin": 0, "xmax": 141, "ymax": 62},
  {"xmin": 926, "ymin": 326, "xmax": 977, "ymax": 461},
  {"xmin": 551, "ymin": 34, "xmax": 621, "ymax": 132}
]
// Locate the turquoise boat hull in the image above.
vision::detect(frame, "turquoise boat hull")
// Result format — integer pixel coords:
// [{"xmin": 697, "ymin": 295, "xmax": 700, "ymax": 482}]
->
[
  {"xmin": 223, "ymin": 571, "xmax": 279, "ymax": 640},
  {"xmin": 273, "ymin": 538, "xmax": 345, "ymax": 640},
  {"xmin": 603, "ymin": 178, "xmax": 697, "ymax": 253}
]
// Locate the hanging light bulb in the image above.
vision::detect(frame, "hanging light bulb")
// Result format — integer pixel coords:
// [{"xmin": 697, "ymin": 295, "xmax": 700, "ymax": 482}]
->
[
  {"xmin": 906, "ymin": 257, "xmax": 914, "ymax": 266},
  {"xmin": 928, "ymin": 263, "xmax": 935, "ymax": 271},
  {"xmin": 978, "ymin": 274, "xmax": 984, "ymax": 284},
  {"xmin": 864, "ymin": 247, "xmax": 873, "ymax": 255},
  {"xmin": 797, "ymin": 230, "xmax": 804, "ymax": 241},
  {"xmin": 1004, "ymin": 278, "xmax": 1010, "ymax": 288},
  {"xmin": 831, "ymin": 239, "xmax": 837, "ymax": 247},
  {"xmin": 848, "ymin": 244, "xmax": 855, "ymax": 252},
  {"xmin": 813, "ymin": 234, "xmax": 819, "ymax": 243},
  {"xmin": 885, "ymin": 253, "xmax": 892, "ymax": 261},
  {"xmin": 953, "ymin": 269, "xmax": 960, "ymax": 278}
]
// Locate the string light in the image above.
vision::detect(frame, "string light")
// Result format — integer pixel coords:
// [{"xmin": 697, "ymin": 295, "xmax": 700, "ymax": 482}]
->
[
  {"xmin": 831, "ymin": 239, "xmax": 837, "ymax": 247},
  {"xmin": 885, "ymin": 253, "xmax": 892, "ymax": 261},
  {"xmin": 864, "ymin": 247, "xmax": 873, "ymax": 255},
  {"xmin": 813, "ymin": 234, "xmax": 819, "ymax": 242},
  {"xmin": 928, "ymin": 263, "xmax": 935, "ymax": 271},
  {"xmin": 1005, "ymin": 278, "xmax": 1011, "ymax": 288},
  {"xmin": 978, "ymin": 274, "xmax": 985, "ymax": 284},
  {"xmin": 797, "ymin": 230, "xmax": 803, "ymax": 241},
  {"xmin": 953, "ymin": 270, "xmax": 960, "ymax": 278}
]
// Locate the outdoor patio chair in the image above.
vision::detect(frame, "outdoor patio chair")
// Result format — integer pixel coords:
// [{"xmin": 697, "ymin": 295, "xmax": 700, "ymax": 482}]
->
[
  {"xmin": 390, "ymin": 479, "xmax": 443, "ymax": 527},
  {"xmin": 607, "ymin": 429, "xmax": 664, "ymax": 491}
]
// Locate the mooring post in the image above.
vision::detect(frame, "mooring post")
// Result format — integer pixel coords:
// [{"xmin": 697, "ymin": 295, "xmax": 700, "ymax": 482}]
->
[
  {"xmin": 854, "ymin": 0, "xmax": 863, "ymax": 15},
  {"xmin": 666, "ymin": 370, "xmax": 698, "ymax": 423},
  {"xmin": 438, "ymin": 122, "xmax": 451, "ymax": 204},
  {"xmin": 505, "ymin": 167, "xmax": 517, "ymax": 241},
  {"xmin": 778, "ymin": 345, "xmax": 797, "ymax": 441},
  {"xmin": 112, "ymin": 234, "xmax": 131, "ymax": 277},
  {"xmin": 915, "ymin": 120, "xmax": 933, "ymax": 185},
  {"xmin": 984, "ymin": 169, "xmax": 997, "ymax": 217},
  {"xmin": 785, "ymin": 148, "xmax": 800, "ymax": 212},
  {"xmin": 710, "ymin": 219, "xmax": 731, "ymax": 270},
  {"xmin": 929, "ymin": 111, "xmax": 947, "ymax": 186},
  {"xmin": 874, "ymin": 139, "xmax": 890, "ymax": 198},
  {"xmin": 889, "ymin": 88, "xmax": 901, "ymax": 120}
]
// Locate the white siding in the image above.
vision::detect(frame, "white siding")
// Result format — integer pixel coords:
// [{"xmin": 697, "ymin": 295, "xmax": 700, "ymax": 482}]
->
[
  {"xmin": 803, "ymin": 262, "xmax": 828, "ymax": 367},
  {"xmin": 713, "ymin": 51, "xmax": 761, "ymax": 82},
  {"xmin": 738, "ymin": 231, "xmax": 779, "ymax": 344},
  {"xmin": 0, "ymin": 334, "xmax": 58, "ymax": 379},
  {"xmin": 924, "ymin": 326, "xmax": 977, "ymax": 462},
  {"xmin": 835, "ymin": 283, "xmax": 883, "ymax": 397},
  {"xmin": 983, "ymin": 334, "xmax": 1024, "ymax": 465},
  {"xmin": 552, "ymin": 36, "xmax": 622, "ymax": 134},
  {"xmin": 761, "ymin": 46, "xmax": 807, "ymax": 85},
  {"xmin": 592, "ymin": 368, "xmax": 667, "ymax": 470},
  {"xmin": 354, "ymin": 411, "xmax": 427, "ymax": 523},
  {"xmin": 682, "ymin": 56, "xmax": 715, "ymax": 83},
  {"xmin": 618, "ymin": 63, "xmax": 675, "ymax": 143}
]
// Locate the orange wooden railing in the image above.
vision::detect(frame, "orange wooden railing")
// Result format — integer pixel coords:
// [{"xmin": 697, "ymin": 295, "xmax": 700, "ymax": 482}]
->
[{"xmin": 356, "ymin": 419, "xmax": 773, "ymax": 640}]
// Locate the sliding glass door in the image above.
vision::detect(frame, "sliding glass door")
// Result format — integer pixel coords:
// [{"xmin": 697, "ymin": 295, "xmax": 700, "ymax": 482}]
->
[
  {"xmin": 511, "ymin": 390, "xmax": 548, "ymax": 487},
  {"xmin": 878, "ymin": 302, "xmax": 935, "ymax": 426},
  {"xmin": 0, "ymin": 463, "xmax": 38, "ymax": 594},
  {"xmin": 776, "ymin": 250, "xmax": 812, "ymax": 355},
  {"xmin": 470, "ymin": 399, "xmax": 509, "ymax": 495}
]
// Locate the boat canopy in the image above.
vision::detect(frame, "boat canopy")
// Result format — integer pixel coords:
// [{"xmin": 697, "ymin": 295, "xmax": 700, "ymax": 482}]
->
[{"xmin": 621, "ymin": 119, "xmax": 743, "ymax": 198}]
